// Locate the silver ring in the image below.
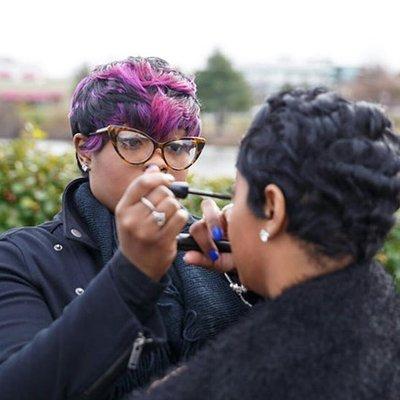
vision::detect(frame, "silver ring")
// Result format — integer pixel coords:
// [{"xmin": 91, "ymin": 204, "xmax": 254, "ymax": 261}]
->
[
  {"xmin": 141, "ymin": 197, "xmax": 166, "ymax": 227},
  {"xmin": 140, "ymin": 196, "xmax": 156, "ymax": 211},
  {"xmin": 152, "ymin": 210, "xmax": 166, "ymax": 227}
]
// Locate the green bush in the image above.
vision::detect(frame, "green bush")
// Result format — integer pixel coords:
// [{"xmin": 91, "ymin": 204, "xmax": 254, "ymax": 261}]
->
[
  {"xmin": 182, "ymin": 175, "xmax": 234, "ymax": 217},
  {"xmin": 0, "ymin": 138, "xmax": 400, "ymax": 290},
  {"xmin": 0, "ymin": 138, "xmax": 77, "ymax": 230},
  {"xmin": 378, "ymin": 224, "xmax": 400, "ymax": 290}
]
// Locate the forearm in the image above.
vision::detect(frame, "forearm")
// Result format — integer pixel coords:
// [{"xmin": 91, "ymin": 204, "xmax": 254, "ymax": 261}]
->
[{"xmin": 0, "ymin": 250, "xmax": 168, "ymax": 400}]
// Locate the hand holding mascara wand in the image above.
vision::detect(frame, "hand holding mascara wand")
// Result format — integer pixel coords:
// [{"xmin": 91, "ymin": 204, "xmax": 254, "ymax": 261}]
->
[
  {"xmin": 169, "ymin": 182, "xmax": 232, "ymax": 253},
  {"xmin": 171, "ymin": 182, "xmax": 256, "ymax": 307}
]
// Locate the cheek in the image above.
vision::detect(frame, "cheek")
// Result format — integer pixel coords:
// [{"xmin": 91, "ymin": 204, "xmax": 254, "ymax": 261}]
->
[
  {"xmin": 170, "ymin": 169, "xmax": 188, "ymax": 182},
  {"xmin": 89, "ymin": 146, "xmax": 143, "ymax": 210},
  {"xmin": 228, "ymin": 207, "xmax": 252, "ymax": 268},
  {"xmin": 228, "ymin": 205, "xmax": 262, "ymax": 291}
]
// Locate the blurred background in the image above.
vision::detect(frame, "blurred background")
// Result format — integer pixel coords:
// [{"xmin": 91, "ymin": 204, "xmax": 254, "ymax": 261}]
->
[{"xmin": 1, "ymin": 0, "xmax": 400, "ymax": 284}]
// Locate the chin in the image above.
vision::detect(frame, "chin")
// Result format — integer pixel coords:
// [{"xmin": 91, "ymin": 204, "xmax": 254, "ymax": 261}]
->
[
  {"xmin": 234, "ymin": 262, "xmax": 251, "ymax": 291},
  {"xmin": 235, "ymin": 260, "xmax": 263, "ymax": 296}
]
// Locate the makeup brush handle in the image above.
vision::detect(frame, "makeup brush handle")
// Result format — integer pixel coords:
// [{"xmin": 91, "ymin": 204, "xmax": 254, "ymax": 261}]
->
[
  {"xmin": 170, "ymin": 182, "xmax": 189, "ymax": 199},
  {"xmin": 177, "ymin": 233, "xmax": 231, "ymax": 253}
]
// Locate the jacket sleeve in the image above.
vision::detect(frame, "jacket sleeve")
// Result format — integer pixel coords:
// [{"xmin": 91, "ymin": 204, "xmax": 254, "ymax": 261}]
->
[{"xmin": 0, "ymin": 239, "xmax": 168, "ymax": 400}]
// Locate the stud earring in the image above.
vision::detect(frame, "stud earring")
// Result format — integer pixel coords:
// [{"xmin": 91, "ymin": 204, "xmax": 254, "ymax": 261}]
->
[
  {"xmin": 259, "ymin": 229, "xmax": 270, "ymax": 243},
  {"xmin": 82, "ymin": 164, "xmax": 89, "ymax": 172}
]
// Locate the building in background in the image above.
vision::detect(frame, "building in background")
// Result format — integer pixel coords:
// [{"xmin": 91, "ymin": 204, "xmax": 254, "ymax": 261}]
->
[
  {"xmin": 242, "ymin": 59, "xmax": 361, "ymax": 102},
  {"xmin": 0, "ymin": 58, "xmax": 67, "ymax": 104},
  {"xmin": 0, "ymin": 58, "xmax": 72, "ymax": 139}
]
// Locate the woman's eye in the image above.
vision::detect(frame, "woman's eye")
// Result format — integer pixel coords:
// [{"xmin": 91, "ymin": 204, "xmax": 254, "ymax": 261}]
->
[
  {"xmin": 169, "ymin": 144, "xmax": 183, "ymax": 153},
  {"xmin": 168, "ymin": 143, "xmax": 190, "ymax": 154},
  {"xmin": 120, "ymin": 138, "xmax": 142, "ymax": 149}
]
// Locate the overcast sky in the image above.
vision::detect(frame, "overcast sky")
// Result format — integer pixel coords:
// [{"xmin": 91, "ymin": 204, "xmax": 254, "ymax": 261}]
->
[{"xmin": 2, "ymin": 0, "xmax": 399, "ymax": 78}]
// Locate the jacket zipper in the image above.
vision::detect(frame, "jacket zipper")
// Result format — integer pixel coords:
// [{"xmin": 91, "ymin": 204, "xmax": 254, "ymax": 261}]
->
[
  {"xmin": 74, "ymin": 332, "xmax": 153, "ymax": 399},
  {"xmin": 128, "ymin": 331, "xmax": 154, "ymax": 369}
]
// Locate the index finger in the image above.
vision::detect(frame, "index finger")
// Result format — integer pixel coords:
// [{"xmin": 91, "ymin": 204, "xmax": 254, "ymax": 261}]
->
[
  {"xmin": 201, "ymin": 199, "xmax": 225, "ymax": 241},
  {"xmin": 118, "ymin": 172, "xmax": 175, "ymax": 210}
]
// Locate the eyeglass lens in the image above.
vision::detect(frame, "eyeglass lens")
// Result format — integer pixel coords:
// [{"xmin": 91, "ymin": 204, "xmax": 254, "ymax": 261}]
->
[{"xmin": 116, "ymin": 130, "xmax": 199, "ymax": 169}]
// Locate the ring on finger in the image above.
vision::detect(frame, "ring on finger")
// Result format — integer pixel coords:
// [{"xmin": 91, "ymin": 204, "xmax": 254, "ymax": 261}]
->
[
  {"xmin": 141, "ymin": 197, "xmax": 166, "ymax": 227},
  {"xmin": 152, "ymin": 210, "xmax": 166, "ymax": 227}
]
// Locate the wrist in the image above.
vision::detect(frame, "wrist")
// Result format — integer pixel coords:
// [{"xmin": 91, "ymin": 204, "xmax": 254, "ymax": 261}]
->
[
  {"xmin": 109, "ymin": 250, "xmax": 170, "ymax": 317},
  {"xmin": 120, "ymin": 249, "xmax": 165, "ymax": 282}
]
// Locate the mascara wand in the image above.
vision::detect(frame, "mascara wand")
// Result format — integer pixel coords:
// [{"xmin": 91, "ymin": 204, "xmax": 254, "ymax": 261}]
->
[{"xmin": 170, "ymin": 182, "xmax": 231, "ymax": 200}]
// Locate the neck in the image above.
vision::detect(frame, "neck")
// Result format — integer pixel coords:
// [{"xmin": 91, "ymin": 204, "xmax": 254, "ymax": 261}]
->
[{"xmin": 260, "ymin": 235, "xmax": 350, "ymax": 298}]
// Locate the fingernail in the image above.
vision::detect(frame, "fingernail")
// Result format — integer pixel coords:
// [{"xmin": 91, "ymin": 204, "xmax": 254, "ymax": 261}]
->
[
  {"xmin": 211, "ymin": 226, "xmax": 223, "ymax": 241},
  {"xmin": 208, "ymin": 249, "xmax": 219, "ymax": 262},
  {"xmin": 165, "ymin": 174, "xmax": 175, "ymax": 181},
  {"xmin": 183, "ymin": 254, "xmax": 188, "ymax": 264},
  {"xmin": 145, "ymin": 164, "xmax": 159, "ymax": 172},
  {"xmin": 180, "ymin": 209, "xmax": 189, "ymax": 220}
]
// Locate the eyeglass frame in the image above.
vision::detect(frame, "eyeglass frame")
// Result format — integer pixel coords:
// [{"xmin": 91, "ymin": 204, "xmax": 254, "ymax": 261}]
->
[{"xmin": 84, "ymin": 125, "xmax": 206, "ymax": 171}]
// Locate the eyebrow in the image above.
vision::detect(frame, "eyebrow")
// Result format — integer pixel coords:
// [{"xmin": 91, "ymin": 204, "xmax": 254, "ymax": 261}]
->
[{"xmin": 168, "ymin": 129, "xmax": 188, "ymax": 141}]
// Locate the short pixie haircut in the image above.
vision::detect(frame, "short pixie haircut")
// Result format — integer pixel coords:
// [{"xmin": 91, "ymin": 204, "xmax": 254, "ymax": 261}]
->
[
  {"xmin": 237, "ymin": 88, "xmax": 400, "ymax": 263},
  {"xmin": 69, "ymin": 56, "xmax": 201, "ymax": 157}
]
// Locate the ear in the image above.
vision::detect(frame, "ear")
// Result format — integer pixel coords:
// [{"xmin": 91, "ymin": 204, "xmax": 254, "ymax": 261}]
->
[
  {"xmin": 73, "ymin": 134, "xmax": 92, "ymax": 168},
  {"xmin": 263, "ymin": 184, "xmax": 287, "ymax": 238}
]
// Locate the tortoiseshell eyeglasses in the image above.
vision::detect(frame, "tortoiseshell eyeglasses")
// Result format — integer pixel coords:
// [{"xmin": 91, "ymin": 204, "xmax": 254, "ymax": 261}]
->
[{"xmin": 86, "ymin": 125, "xmax": 206, "ymax": 171}]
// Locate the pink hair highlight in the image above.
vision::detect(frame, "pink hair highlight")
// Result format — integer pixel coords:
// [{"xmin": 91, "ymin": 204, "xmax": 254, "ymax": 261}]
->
[
  {"xmin": 80, "ymin": 134, "xmax": 106, "ymax": 153},
  {"xmin": 70, "ymin": 57, "xmax": 201, "ymax": 155}
]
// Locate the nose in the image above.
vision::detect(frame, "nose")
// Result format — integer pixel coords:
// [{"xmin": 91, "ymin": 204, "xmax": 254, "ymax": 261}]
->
[{"xmin": 143, "ymin": 148, "xmax": 168, "ymax": 173}]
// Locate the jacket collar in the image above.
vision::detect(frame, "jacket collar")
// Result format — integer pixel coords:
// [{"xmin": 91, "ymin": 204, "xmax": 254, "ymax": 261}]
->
[
  {"xmin": 59, "ymin": 177, "xmax": 98, "ymax": 250},
  {"xmin": 59, "ymin": 177, "xmax": 196, "ymax": 250}
]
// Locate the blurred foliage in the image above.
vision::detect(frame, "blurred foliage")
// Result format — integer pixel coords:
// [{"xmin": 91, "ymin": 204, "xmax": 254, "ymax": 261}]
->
[
  {"xmin": 72, "ymin": 64, "xmax": 91, "ymax": 92},
  {"xmin": 341, "ymin": 65, "xmax": 400, "ymax": 107},
  {"xmin": 0, "ymin": 137, "xmax": 400, "ymax": 290},
  {"xmin": 196, "ymin": 50, "xmax": 253, "ymax": 134},
  {"xmin": 378, "ymin": 225, "xmax": 400, "ymax": 291},
  {"xmin": 19, "ymin": 103, "xmax": 46, "ymax": 127},
  {"xmin": 196, "ymin": 50, "xmax": 253, "ymax": 113},
  {"xmin": 22, "ymin": 122, "xmax": 47, "ymax": 140},
  {"xmin": 0, "ymin": 101, "xmax": 23, "ymax": 138},
  {"xmin": 0, "ymin": 137, "xmax": 77, "ymax": 230},
  {"xmin": 182, "ymin": 175, "xmax": 234, "ymax": 217},
  {"xmin": 201, "ymin": 111, "xmax": 251, "ymax": 146},
  {"xmin": 19, "ymin": 103, "xmax": 70, "ymax": 140}
]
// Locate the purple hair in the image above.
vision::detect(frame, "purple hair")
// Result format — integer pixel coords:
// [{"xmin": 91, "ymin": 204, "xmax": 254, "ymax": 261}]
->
[{"xmin": 69, "ymin": 57, "xmax": 201, "ymax": 154}]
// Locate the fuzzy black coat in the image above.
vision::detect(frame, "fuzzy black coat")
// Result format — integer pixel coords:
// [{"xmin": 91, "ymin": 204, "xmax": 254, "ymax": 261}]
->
[{"xmin": 132, "ymin": 261, "xmax": 400, "ymax": 400}]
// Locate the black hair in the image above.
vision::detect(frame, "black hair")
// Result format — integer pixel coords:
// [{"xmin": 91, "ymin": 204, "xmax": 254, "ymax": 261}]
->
[{"xmin": 237, "ymin": 88, "xmax": 400, "ymax": 262}]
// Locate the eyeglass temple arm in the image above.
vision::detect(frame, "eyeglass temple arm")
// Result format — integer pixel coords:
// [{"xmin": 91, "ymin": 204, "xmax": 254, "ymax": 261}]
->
[
  {"xmin": 86, "ymin": 127, "xmax": 109, "ymax": 136},
  {"xmin": 170, "ymin": 182, "xmax": 232, "ymax": 200}
]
